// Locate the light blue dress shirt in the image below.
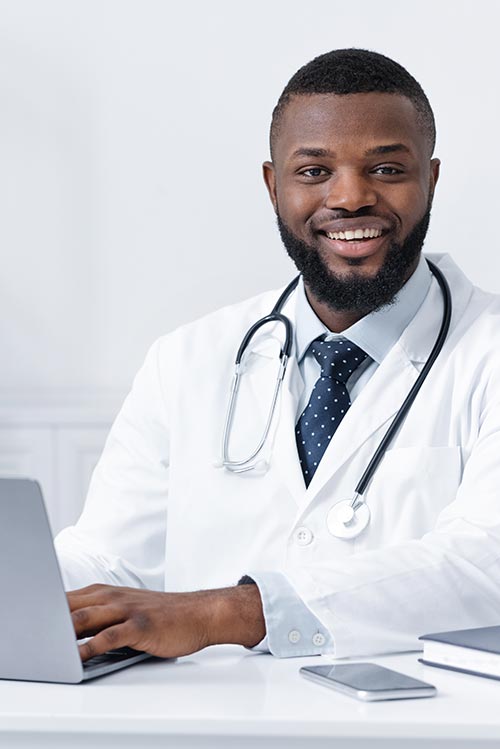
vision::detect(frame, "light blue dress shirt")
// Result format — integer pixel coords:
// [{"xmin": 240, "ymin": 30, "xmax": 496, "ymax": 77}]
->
[{"xmin": 249, "ymin": 255, "xmax": 433, "ymax": 657}]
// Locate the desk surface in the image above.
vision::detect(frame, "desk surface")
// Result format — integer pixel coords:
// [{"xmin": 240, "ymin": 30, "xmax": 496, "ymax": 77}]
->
[{"xmin": 1, "ymin": 646, "xmax": 500, "ymax": 749}]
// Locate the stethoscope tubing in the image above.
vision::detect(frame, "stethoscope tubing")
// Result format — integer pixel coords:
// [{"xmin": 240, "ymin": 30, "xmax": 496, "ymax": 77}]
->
[{"xmin": 222, "ymin": 309, "xmax": 295, "ymax": 471}]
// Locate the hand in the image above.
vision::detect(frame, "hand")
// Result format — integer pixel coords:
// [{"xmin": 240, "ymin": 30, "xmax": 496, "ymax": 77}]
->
[{"xmin": 68, "ymin": 583, "xmax": 266, "ymax": 661}]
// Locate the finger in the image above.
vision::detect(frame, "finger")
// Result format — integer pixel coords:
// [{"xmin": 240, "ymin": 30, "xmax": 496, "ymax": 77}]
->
[
  {"xmin": 78, "ymin": 622, "xmax": 135, "ymax": 662},
  {"xmin": 72, "ymin": 604, "xmax": 125, "ymax": 639},
  {"xmin": 67, "ymin": 584, "xmax": 114, "ymax": 611}
]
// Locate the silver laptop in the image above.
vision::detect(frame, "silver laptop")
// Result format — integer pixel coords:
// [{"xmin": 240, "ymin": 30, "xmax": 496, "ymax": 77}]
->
[{"xmin": 0, "ymin": 478, "xmax": 153, "ymax": 683}]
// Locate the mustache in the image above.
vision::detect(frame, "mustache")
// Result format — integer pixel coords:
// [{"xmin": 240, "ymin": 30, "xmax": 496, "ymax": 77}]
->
[
  {"xmin": 312, "ymin": 208, "xmax": 397, "ymax": 231},
  {"xmin": 315, "ymin": 207, "xmax": 385, "ymax": 220}
]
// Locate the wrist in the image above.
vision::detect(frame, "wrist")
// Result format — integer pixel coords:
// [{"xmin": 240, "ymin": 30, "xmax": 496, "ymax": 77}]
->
[{"xmin": 206, "ymin": 585, "xmax": 266, "ymax": 648}]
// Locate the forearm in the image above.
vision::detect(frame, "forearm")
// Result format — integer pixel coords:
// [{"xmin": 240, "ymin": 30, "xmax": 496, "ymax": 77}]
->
[{"xmin": 207, "ymin": 584, "xmax": 266, "ymax": 648}]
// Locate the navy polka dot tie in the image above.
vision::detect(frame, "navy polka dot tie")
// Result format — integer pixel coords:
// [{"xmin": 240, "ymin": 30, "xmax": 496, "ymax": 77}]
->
[{"xmin": 296, "ymin": 337, "xmax": 368, "ymax": 486}]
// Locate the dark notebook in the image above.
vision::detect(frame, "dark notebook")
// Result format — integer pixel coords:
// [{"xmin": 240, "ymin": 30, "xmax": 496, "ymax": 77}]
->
[{"xmin": 419, "ymin": 625, "xmax": 500, "ymax": 681}]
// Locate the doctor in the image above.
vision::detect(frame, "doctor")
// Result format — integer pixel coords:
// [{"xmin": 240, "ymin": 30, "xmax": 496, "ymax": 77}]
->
[{"xmin": 56, "ymin": 48, "xmax": 500, "ymax": 662}]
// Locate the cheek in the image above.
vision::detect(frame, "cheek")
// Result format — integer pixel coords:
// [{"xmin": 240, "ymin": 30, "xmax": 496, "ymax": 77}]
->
[
  {"xmin": 388, "ymin": 183, "xmax": 429, "ymax": 231},
  {"xmin": 277, "ymin": 183, "xmax": 321, "ymax": 225}
]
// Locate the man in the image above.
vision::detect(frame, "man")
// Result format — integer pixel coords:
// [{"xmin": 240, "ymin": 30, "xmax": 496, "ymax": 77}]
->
[{"xmin": 56, "ymin": 49, "xmax": 500, "ymax": 662}]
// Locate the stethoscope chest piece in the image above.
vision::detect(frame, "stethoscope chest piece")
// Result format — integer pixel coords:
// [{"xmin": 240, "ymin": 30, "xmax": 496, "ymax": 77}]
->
[{"xmin": 326, "ymin": 499, "xmax": 371, "ymax": 539}]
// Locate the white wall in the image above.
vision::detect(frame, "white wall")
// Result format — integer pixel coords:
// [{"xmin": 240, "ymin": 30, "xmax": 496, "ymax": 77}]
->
[{"xmin": 1, "ymin": 0, "xmax": 499, "ymax": 398}]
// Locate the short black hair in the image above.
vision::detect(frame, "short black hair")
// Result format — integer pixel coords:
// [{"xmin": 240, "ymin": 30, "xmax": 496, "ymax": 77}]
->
[{"xmin": 270, "ymin": 48, "xmax": 436, "ymax": 159}]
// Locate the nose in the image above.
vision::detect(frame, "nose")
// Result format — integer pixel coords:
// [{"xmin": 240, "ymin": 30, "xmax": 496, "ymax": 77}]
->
[{"xmin": 324, "ymin": 170, "xmax": 378, "ymax": 213}]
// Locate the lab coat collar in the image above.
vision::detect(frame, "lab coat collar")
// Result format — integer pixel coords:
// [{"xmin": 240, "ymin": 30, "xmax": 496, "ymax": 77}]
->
[{"xmin": 398, "ymin": 253, "xmax": 473, "ymax": 363}]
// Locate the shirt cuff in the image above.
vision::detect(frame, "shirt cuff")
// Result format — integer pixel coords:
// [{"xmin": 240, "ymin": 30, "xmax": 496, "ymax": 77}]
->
[{"xmin": 247, "ymin": 570, "xmax": 334, "ymax": 657}]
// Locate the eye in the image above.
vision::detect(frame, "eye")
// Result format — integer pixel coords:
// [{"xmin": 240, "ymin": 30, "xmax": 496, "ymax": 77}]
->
[
  {"xmin": 298, "ymin": 167, "xmax": 330, "ymax": 179},
  {"xmin": 372, "ymin": 165, "xmax": 404, "ymax": 176}
]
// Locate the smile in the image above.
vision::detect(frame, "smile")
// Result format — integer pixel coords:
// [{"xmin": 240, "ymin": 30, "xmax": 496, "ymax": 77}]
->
[
  {"xmin": 325, "ymin": 228, "xmax": 383, "ymax": 241},
  {"xmin": 319, "ymin": 227, "xmax": 390, "ymax": 260}
]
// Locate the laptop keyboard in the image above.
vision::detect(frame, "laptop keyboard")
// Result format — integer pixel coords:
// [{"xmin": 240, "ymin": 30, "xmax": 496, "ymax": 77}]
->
[{"xmin": 82, "ymin": 647, "xmax": 144, "ymax": 670}]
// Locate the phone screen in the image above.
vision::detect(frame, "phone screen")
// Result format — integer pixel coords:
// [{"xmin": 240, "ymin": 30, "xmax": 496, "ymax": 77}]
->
[{"xmin": 303, "ymin": 663, "xmax": 433, "ymax": 692}]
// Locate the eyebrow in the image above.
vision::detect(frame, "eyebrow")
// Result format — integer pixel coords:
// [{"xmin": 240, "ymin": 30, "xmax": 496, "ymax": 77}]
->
[
  {"xmin": 290, "ymin": 143, "xmax": 411, "ymax": 159},
  {"xmin": 364, "ymin": 143, "xmax": 411, "ymax": 156},
  {"xmin": 291, "ymin": 147, "xmax": 335, "ymax": 159}
]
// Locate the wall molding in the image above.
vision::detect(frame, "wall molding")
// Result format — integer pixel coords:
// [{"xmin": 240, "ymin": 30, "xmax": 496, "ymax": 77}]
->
[
  {"xmin": 0, "ymin": 387, "xmax": 126, "ymax": 425},
  {"xmin": 0, "ymin": 388, "xmax": 125, "ymax": 534}
]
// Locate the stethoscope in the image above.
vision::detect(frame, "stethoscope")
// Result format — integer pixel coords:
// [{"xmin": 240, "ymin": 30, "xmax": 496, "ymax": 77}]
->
[{"xmin": 220, "ymin": 259, "xmax": 452, "ymax": 539}]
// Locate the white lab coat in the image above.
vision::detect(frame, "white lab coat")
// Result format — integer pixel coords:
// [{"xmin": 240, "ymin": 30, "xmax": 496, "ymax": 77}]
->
[{"xmin": 55, "ymin": 253, "xmax": 500, "ymax": 658}]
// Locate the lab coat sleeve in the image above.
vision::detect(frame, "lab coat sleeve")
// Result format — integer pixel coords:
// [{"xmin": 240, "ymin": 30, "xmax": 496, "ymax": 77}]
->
[
  {"xmin": 283, "ymin": 370, "xmax": 500, "ymax": 658},
  {"xmin": 248, "ymin": 571, "xmax": 334, "ymax": 656},
  {"xmin": 55, "ymin": 340, "xmax": 170, "ymax": 592}
]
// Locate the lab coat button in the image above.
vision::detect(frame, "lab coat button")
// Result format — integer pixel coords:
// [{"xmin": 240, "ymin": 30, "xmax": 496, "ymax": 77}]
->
[
  {"xmin": 288, "ymin": 629, "xmax": 301, "ymax": 644},
  {"xmin": 294, "ymin": 526, "xmax": 313, "ymax": 546},
  {"xmin": 312, "ymin": 632, "xmax": 326, "ymax": 647}
]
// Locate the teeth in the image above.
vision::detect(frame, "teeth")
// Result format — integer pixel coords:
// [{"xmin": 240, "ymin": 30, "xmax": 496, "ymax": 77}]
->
[{"xmin": 325, "ymin": 228, "xmax": 383, "ymax": 241}]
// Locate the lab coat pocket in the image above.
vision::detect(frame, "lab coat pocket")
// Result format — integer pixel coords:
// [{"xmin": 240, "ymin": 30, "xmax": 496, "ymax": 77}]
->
[{"xmin": 361, "ymin": 446, "xmax": 462, "ymax": 545}]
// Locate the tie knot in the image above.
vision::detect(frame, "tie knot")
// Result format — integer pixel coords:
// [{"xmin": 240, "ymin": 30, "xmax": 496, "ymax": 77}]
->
[{"xmin": 309, "ymin": 337, "xmax": 368, "ymax": 383}]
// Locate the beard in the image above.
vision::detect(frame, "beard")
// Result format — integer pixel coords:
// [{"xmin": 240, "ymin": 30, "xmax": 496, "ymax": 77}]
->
[{"xmin": 277, "ymin": 206, "xmax": 432, "ymax": 314}]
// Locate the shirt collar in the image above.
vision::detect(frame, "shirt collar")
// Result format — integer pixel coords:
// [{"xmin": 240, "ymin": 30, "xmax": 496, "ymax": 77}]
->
[{"xmin": 294, "ymin": 254, "xmax": 433, "ymax": 365}]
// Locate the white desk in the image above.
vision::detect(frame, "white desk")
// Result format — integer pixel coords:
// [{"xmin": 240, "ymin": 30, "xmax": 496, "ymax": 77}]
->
[{"xmin": 1, "ymin": 645, "xmax": 499, "ymax": 748}]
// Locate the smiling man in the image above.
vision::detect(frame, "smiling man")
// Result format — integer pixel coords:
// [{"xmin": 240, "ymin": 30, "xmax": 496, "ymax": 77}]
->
[
  {"xmin": 266, "ymin": 73, "xmax": 439, "ymax": 331},
  {"xmin": 56, "ymin": 49, "xmax": 500, "ymax": 663}
]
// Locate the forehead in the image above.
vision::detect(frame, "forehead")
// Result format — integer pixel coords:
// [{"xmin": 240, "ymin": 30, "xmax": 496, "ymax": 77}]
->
[{"xmin": 273, "ymin": 92, "xmax": 427, "ymax": 161}]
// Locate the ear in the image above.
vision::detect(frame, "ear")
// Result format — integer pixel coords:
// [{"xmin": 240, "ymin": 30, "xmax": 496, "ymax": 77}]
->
[
  {"xmin": 262, "ymin": 161, "xmax": 278, "ymax": 212},
  {"xmin": 429, "ymin": 158, "xmax": 440, "ymax": 200}
]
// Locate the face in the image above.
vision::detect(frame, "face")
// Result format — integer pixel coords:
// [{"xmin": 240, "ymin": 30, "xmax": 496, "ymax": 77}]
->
[{"xmin": 263, "ymin": 92, "xmax": 440, "ymax": 313}]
